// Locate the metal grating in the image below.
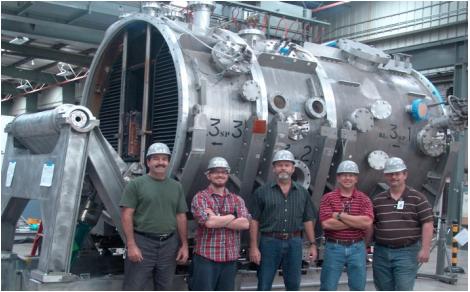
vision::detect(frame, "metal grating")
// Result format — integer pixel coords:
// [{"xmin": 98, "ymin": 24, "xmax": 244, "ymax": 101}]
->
[
  {"xmin": 150, "ymin": 42, "xmax": 179, "ymax": 152},
  {"xmin": 99, "ymin": 55, "xmax": 122, "ymax": 151}
]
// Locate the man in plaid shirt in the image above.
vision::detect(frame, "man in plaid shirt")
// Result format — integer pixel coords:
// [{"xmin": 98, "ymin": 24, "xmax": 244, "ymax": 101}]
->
[{"xmin": 190, "ymin": 157, "xmax": 251, "ymax": 290}]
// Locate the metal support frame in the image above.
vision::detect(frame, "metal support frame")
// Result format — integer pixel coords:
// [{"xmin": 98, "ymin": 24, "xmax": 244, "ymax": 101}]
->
[
  {"xmin": 447, "ymin": 62, "xmax": 468, "ymax": 225},
  {"xmin": 1, "ymin": 105, "xmax": 128, "ymax": 288},
  {"xmin": 235, "ymin": 116, "xmax": 267, "ymax": 200},
  {"xmin": 177, "ymin": 112, "xmax": 208, "ymax": 195},
  {"xmin": 1, "ymin": 108, "xmax": 97, "ymax": 282},
  {"xmin": 417, "ymin": 180, "xmax": 458, "ymax": 284}
]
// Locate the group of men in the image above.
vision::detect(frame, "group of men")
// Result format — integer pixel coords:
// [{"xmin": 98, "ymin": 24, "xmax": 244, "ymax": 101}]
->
[{"xmin": 120, "ymin": 142, "xmax": 433, "ymax": 291}]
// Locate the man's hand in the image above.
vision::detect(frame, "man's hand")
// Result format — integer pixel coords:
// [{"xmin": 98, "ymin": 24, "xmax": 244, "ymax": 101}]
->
[
  {"xmin": 127, "ymin": 244, "xmax": 143, "ymax": 262},
  {"xmin": 417, "ymin": 247, "xmax": 430, "ymax": 263},
  {"xmin": 249, "ymin": 247, "xmax": 261, "ymax": 265},
  {"xmin": 205, "ymin": 208, "xmax": 216, "ymax": 217},
  {"xmin": 176, "ymin": 244, "xmax": 189, "ymax": 264},
  {"xmin": 308, "ymin": 245, "xmax": 317, "ymax": 263}
]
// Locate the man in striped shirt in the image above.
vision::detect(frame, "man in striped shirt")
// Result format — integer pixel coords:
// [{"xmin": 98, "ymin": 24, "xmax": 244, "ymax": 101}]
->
[
  {"xmin": 190, "ymin": 157, "xmax": 250, "ymax": 290},
  {"xmin": 372, "ymin": 157, "xmax": 434, "ymax": 291},
  {"xmin": 319, "ymin": 160, "xmax": 373, "ymax": 290}
]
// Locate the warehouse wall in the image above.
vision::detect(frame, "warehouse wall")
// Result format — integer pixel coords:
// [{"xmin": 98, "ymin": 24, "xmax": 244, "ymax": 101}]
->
[{"xmin": 320, "ymin": 1, "xmax": 467, "ymax": 50}]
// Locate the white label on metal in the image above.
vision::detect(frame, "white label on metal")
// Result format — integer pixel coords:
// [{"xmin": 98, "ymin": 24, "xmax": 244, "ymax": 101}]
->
[
  {"xmin": 6, "ymin": 161, "xmax": 16, "ymax": 187},
  {"xmin": 454, "ymin": 228, "xmax": 468, "ymax": 246},
  {"xmin": 40, "ymin": 162, "xmax": 55, "ymax": 187}
]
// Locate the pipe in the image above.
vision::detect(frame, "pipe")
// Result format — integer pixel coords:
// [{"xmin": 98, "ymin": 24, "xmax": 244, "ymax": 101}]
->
[
  {"xmin": 312, "ymin": 1, "xmax": 349, "ymax": 13},
  {"xmin": 189, "ymin": 1, "xmax": 215, "ymax": 34}
]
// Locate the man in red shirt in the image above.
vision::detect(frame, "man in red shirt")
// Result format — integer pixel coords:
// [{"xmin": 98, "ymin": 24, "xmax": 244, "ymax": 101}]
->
[
  {"xmin": 190, "ymin": 157, "xmax": 251, "ymax": 290},
  {"xmin": 319, "ymin": 160, "xmax": 373, "ymax": 290}
]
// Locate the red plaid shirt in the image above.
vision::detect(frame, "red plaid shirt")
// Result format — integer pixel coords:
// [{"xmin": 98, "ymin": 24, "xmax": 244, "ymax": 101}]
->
[{"xmin": 191, "ymin": 186, "xmax": 251, "ymax": 262}]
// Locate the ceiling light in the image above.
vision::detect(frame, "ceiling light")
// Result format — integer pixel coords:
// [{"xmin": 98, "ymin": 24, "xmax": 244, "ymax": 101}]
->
[{"xmin": 9, "ymin": 36, "xmax": 29, "ymax": 45}]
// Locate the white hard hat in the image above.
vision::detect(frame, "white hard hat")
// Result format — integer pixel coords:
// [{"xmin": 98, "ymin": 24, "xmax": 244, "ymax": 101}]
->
[
  {"xmin": 146, "ymin": 142, "xmax": 171, "ymax": 158},
  {"xmin": 272, "ymin": 150, "xmax": 295, "ymax": 164},
  {"xmin": 337, "ymin": 160, "xmax": 359, "ymax": 174},
  {"xmin": 383, "ymin": 157, "xmax": 407, "ymax": 174},
  {"xmin": 206, "ymin": 157, "xmax": 230, "ymax": 173}
]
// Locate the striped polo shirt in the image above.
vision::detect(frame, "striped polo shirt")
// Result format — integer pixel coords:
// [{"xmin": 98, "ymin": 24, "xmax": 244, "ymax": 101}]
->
[
  {"xmin": 373, "ymin": 186, "xmax": 433, "ymax": 247},
  {"xmin": 251, "ymin": 181, "xmax": 316, "ymax": 233},
  {"xmin": 319, "ymin": 188, "xmax": 374, "ymax": 240}
]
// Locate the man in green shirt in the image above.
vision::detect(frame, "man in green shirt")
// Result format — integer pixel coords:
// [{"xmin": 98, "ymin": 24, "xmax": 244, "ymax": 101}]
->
[{"xmin": 120, "ymin": 142, "xmax": 188, "ymax": 290}]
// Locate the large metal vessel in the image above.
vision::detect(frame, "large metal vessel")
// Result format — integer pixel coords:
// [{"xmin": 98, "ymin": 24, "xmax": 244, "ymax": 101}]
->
[{"xmin": 82, "ymin": 1, "xmax": 464, "ymax": 209}]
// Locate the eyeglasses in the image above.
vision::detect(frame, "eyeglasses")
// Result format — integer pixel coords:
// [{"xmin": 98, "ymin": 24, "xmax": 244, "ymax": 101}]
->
[{"xmin": 209, "ymin": 170, "xmax": 229, "ymax": 175}]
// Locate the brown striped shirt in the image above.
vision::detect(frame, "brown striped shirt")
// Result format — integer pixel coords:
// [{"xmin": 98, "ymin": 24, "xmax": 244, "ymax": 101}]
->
[{"xmin": 373, "ymin": 186, "xmax": 433, "ymax": 247}]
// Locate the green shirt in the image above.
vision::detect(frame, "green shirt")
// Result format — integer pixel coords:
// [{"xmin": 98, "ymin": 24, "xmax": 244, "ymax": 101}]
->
[
  {"xmin": 251, "ymin": 181, "xmax": 316, "ymax": 233},
  {"xmin": 120, "ymin": 175, "xmax": 188, "ymax": 234}
]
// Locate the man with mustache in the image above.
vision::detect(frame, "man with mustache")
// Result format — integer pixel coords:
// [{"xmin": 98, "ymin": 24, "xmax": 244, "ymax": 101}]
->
[
  {"xmin": 249, "ymin": 150, "xmax": 317, "ymax": 291},
  {"xmin": 120, "ymin": 142, "xmax": 188, "ymax": 290},
  {"xmin": 190, "ymin": 157, "xmax": 251, "ymax": 290},
  {"xmin": 371, "ymin": 157, "xmax": 433, "ymax": 291},
  {"xmin": 318, "ymin": 160, "xmax": 373, "ymax": 291}
]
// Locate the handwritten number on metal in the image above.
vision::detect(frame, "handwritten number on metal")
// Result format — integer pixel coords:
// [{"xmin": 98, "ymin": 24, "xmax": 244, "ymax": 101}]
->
[
  {"xmin": 389, "ymin": 124, "xmax": 398, "ymax": 139},
  {"xmin": 209, "ymin": 118, "xmax": 220, "ymax": 137},
  {"xmin": 301, "ymin": 146, "xmax": 312, "ymax": 162},
  {"xmin": 232, "ymin": 120, "xmax": 243, "ymax": 138}
]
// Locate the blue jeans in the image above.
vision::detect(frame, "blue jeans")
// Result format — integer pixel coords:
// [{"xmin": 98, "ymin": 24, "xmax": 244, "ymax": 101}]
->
[
  {"xmin": 320, "ymin": 241, "xmax": 366, "ymax": 291},
  {"xmin": 372, "ymin": 242, "xmax": 420, "ymax": 291},
  {"xmin": 189, "ymin": 254, "xmax": 237, "ymax": 291},
  {"xmin": 257, "ymin": 235, "xmax": 303, "ymax": 291}
]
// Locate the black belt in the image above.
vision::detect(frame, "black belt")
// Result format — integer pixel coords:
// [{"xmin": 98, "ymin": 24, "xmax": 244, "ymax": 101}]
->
[
  {"xmin": 135, "ymin": 230, "xmax": 174, "ymax": 241},
  {"xmin": 327, "ymin": 238, "xmax": 363, "ymax": 246},
  {"xmin": 375, "ymin": 241, "xmax": 417, "ymax": 249},
  {"xmin": 262, "ymin": 231, "xmax": 302, "ymax": 240}
]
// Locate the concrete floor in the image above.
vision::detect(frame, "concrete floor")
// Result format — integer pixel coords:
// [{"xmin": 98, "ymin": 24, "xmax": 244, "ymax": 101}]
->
[
  {"xmin": 10, "ymin": 242, "xmax": 469, "ymax": 290},
  {"xmin": 237, "ymin": 247, "xmax": 468, "ymax": 291}
]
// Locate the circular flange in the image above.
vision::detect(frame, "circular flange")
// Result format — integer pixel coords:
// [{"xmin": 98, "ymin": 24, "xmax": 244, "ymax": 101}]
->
[
  {"xmin": 367, "ymin": 150, "xmax": 389, "ymax": 170},
  {"xmin": 305, "ymin": 97, "xmax": 327, "ymax": 119},
  {"xmin": 350, "ymin": 108, "xmax": 374, "ymax": 132},
  {"xmin": 241, "ymin": 80, "xmax": 261, "ymax": 102},
  {"xmin": 370, "ymin": 100, "xmax": 392, "ymax": 120},
  {"xmin": 293, "ymin": 159, "xmax": 311, "ymax": 190},
  {"xmin": 268, "ymin": 92, "xmax": 289, "ymax": 114},
  {"xmin": 417, "ymin": 126, "xmax": 446, "ymax": 157}
]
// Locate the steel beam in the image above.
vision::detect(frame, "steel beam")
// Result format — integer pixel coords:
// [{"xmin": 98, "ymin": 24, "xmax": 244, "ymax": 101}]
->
[
  {"xmin": 1, "ymin": 16, "xmax": 103, "ymax": 45},
  {"xmin": 2, "ymin": 42, "xmax": 93, "ymax": 67},
  {"xmin": 41, "ymin": 1, "xmax": 140, "ymax": 17},
  {"xmin": 218, "ymin": 1, "xmax": 330, "ymax": 26},
  {"xmin": 1, "ymin": 66, "xmax": 56, "ymax": 84},
  {"xmin": 385, "ymin": 40, "xmax": 468, "ymax": 71}
]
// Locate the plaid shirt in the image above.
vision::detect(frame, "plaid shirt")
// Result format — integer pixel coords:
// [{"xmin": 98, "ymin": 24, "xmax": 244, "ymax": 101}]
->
[{"xmin": 191, "ymin": 186, "xmax": 251, "ymax": 262}]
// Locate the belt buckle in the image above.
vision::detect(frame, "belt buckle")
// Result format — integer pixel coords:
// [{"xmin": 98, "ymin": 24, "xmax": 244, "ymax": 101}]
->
[
  {"xmin": 159, "ymin": 233, "xmax": 170, "ymax": 240},
  {"xmin": 280, "ymin": 233, "xmax": 289, "ymax": 240}
]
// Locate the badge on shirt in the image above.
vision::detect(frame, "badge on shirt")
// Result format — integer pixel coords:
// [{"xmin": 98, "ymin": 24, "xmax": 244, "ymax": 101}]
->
[{"xmin": 396, "ymin": 200, "xmax": 405, "ymax": 210}]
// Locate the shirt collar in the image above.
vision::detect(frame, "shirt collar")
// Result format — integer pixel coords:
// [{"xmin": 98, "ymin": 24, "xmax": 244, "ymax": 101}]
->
[
  {"xmin": 385, "ymin": 185, "xmax": 410, "ymax": 200},
  {"xmin": 270, "ymin": 180, "xmax": 299, "ymax": 190},
  {"xmin": 204, "ymin": 185, "xmax": 231, "ymax": 198},
  {"xmin": 333, "ymin": 188, "xmax": 360, "ymax": 198}
]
